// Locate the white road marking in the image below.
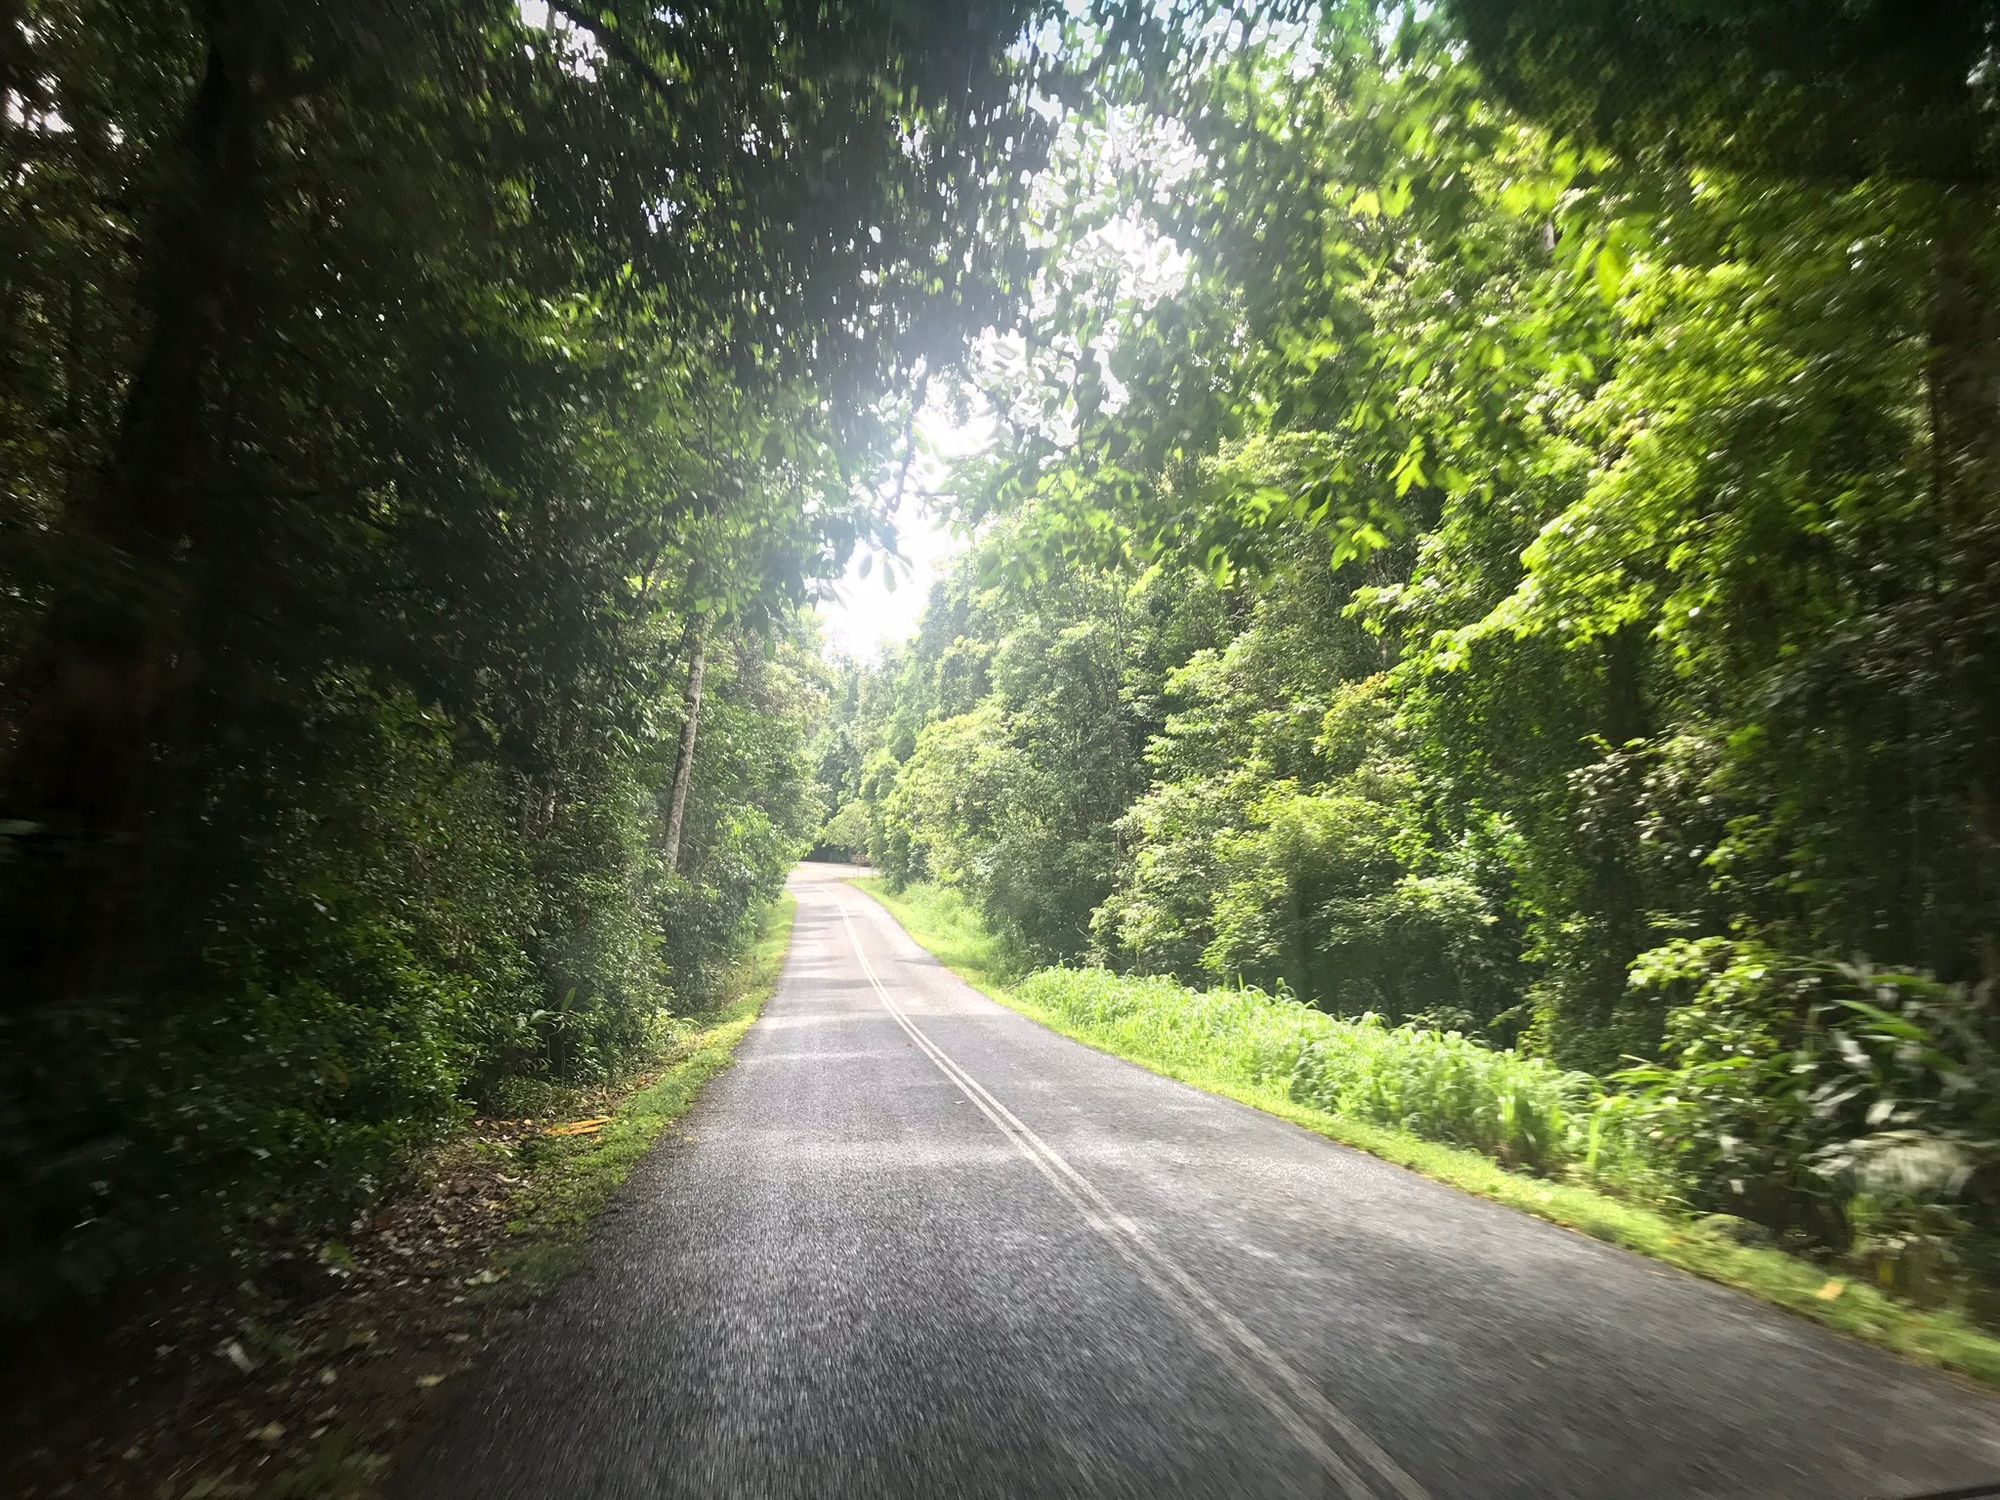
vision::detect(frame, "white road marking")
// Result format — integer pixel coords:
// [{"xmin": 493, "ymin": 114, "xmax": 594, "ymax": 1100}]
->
[{"xmin": 834, "ymin": 895, "xmax": 1430, "ymax": 1500}]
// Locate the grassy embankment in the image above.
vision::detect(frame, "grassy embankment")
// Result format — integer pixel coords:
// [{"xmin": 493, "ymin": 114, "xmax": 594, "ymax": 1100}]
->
[
  {"xmin": 494, "ymin": 892, "xmax": 795, "ymax": 1291},
  {"xmin": 856, "ymin": 878, "xmax": 2000, "ymax": 1387}
]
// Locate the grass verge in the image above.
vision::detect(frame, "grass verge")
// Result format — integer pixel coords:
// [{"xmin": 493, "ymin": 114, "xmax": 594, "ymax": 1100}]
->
[
  {"xmin": 855, "ymin": 878, "xmax": 2000, "ymax": 1388},
  {"xmin": 493, "ymin": 892, "xmax": 794, "ymax": 1296}
]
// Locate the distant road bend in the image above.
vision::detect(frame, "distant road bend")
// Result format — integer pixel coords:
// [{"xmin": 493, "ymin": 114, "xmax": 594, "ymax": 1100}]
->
[{"xmin": 398, "ymin": 862, "xmax": 2000, "ymax": 1499}]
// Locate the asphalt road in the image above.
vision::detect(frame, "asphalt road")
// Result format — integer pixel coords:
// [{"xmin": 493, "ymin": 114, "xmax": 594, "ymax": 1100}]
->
[{"xmin": 394, "ymin": 862, "xmax": 2000, "ymax": 1499}]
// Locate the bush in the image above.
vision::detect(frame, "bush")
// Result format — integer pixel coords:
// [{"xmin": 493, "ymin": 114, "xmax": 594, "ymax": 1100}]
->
[
  {"xmin": 0, "ymin": 645, "xmax": 813, "ymax": 1315},
  {"xmin": 1289, "ymin": 1017, "xmax": 1588, "ymax": 1175},
  {"xmin": 0, "ymin": 679, "xmax": 532, "ymax": 1310},
  {"xmin": 1610, "ymin": 939, "xmax": 2000, "ymax": 1296}
]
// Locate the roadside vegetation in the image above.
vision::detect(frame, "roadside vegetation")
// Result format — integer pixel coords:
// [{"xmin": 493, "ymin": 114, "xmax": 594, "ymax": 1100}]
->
[
  {"xmin": 821, "ymin": 8, "xmax": 2000, "ymax": 1332},
  {"xmin": 2, "ymin": 895, "xmax": 794, "ymax": 1500},
  {"xmin": 0, "ymin": 1, "xmax": 1056, "ymax": 1322},
  {"xmin": 8, "ymin": 0, "xmax": 1998, "ymax": 1442},
  {"xmin": 865, "ymin": 879, "xmax": 2000, "ymax": 1384},
  {"xmin": 497, "ymin": 894, "xmax": 795, "ymax": 1295}
]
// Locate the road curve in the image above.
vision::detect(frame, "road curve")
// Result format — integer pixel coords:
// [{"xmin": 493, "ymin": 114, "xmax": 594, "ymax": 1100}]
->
[{"xmin": 394, "ymin": 863, "xmax": 2000, "ymax": 1499}]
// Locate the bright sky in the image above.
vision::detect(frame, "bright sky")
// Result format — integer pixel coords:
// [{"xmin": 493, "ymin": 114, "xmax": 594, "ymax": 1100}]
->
[
  {"xmin": 816, "ymin": 407, "xmax": 991, "ymax": 660},
  {"xmin": 507, "ymin": 3, "xmax": 1189, "ymax": 662}
]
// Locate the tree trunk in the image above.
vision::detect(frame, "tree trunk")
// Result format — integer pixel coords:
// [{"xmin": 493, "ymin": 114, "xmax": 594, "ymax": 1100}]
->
[
  {"xmin": 1926, "ymin": 201, "xmax": 1999, "ymax": 528},
  {"xmin": 661, "ymin": 619, "xmax": 709, "ymax": 874},
  {"xmin": 6, "ymin": 7, "xmax": 263, "ymax": 803},
  {"xmin": 1921, "ymin": 196, "xmax": 2000, "ymax": 978},
  {"xmin": 0, "ymin": 6, "xmax": 269, "ymax": 1008},
  {"xmin": 1591, "ymin": 623, "xmax": 1653, "ymax": 1049}
]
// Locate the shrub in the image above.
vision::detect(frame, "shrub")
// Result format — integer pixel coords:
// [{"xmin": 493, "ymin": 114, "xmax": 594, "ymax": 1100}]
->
[
  {"xmin": 1289, "ymin": 1016, "xmax": 1589, "ymax": 1175},
  {"xmin": 1612, "ymin": 939, "xmax": 2000, "ymax": 1291}
]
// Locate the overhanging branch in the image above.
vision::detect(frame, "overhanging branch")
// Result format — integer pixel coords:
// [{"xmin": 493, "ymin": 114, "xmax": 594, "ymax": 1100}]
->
[{"xmin": 547, "ymin": 1, "xmax": 677, "ymax": 102}]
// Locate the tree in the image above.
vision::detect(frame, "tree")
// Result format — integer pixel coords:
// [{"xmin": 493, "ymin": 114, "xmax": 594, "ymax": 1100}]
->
[
  {"xmin": 0, "ymin": 0, "xmax": 1059, "ymax": 1309},
  {"xmin": 859, "ymin": 2, "xmax": 2000, "ymax": 1269}
]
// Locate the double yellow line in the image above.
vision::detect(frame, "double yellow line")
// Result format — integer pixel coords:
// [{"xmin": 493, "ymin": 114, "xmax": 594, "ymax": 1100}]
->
[{"xmin": 835, "ymin": 898, "xmax": 1430, "ymax": 1500}]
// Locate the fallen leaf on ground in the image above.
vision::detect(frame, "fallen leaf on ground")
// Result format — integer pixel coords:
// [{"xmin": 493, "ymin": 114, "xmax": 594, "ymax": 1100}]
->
[{"xmin": 1816, "ymin": 1279, "xmax": 1846, "ymax": 1300}]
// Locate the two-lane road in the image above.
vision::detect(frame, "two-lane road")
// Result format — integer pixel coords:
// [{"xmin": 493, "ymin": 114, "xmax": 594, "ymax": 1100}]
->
[{"xmin": 396, "ymin": 863, "xmax": 2000, "ymax": 1497}]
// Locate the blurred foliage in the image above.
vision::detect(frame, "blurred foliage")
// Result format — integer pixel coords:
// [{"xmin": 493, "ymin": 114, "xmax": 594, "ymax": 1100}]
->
[{"xmin": 0, "ymin": 0, "xmax": 1062, "ymax": 1311}]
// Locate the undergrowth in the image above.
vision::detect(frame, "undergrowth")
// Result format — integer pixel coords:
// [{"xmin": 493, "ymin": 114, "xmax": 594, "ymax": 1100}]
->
[{"xmin": 492, "ymin": 893, "xmax": 795, "ymax": 1296}]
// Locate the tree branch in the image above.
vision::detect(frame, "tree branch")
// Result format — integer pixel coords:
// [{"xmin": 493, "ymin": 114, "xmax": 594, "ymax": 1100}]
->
[{"xmin": 546, "ymin": 1, "xmax": 676, "ymax": 102}]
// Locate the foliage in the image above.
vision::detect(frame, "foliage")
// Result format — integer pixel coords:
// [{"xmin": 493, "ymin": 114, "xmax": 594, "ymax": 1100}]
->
[
  {"xmin": 1611, "ymin": 941, "xmax": 2000, "ymax": 1299},
  {"xmin": 1020, "ymin": 968, "xmax": 1589, "ymax": 1175},
  {"xmin": 815, "ymin": 799, "xmax": 873, "ymax": 862},
  {"xmin": 823, "ymin": 529, "xmax": 1201, "ymax": 962},
  {"xmin": 833, "ymin": 3, "xmax": 2000, "ymax": 1316},
  {"xmin": 0, "ymin": 0, "xmax": 1058, "ymax": 1312},
  {"xmin": 14, "ymin": 0, "xmax": 1990, "ymax": 1331},
  {"xmin": 496, "ymin": 894, "xmax": 795, "ymax": 1295}
]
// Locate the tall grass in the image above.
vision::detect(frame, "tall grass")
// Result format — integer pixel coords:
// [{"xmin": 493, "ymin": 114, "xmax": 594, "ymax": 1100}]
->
[
  {"xmin": 1013, "ymin": 970, "xmax": 1322, "ymax": 1089},
  {"xmin": 1019, "ymin": 968, "xmax": 1595, "ymax": 1176},
  {"xmin": 867, "ymin": 885, "xmax": 1660, "ymax": 1189}
]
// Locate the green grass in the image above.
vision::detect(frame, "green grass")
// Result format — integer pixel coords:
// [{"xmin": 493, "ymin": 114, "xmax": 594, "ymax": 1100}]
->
[
  {"xmin": 856, "ymin": 878, "xmax": 2000, "ymax": 1387},
  {"xmin": 854, "ymin": 877, "xmax": 1018, "ymax": 991},
  {"xmin": 493, "ymin": 893, "xmax": 794, "ymax": 1293},
  {"xmin": 1020, "ymin": 967, "xmax": 1588, "ymax": 1176}
]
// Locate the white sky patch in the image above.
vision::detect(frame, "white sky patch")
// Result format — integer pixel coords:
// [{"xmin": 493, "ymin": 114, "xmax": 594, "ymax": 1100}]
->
[
  {"xmin": 517, "ymin": 1, "xmax": 603, "ymax": 73},
  {"xmin": 817, "ymin": 404, "xmax": 994, "ymax": 660}
]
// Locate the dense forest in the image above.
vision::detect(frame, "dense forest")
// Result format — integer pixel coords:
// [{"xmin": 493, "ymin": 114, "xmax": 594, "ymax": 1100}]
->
[
  {"xmin": 5, "ymin": 0, "xmax": 1998, "ymax": 1337},
  {"xmin": 0, "ymin": 0, "xmax": 1069, "ymax": 1311},
  {"xmin": 818, "ymin": 5, "xmax": 2000, "ymax": 1305}
]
